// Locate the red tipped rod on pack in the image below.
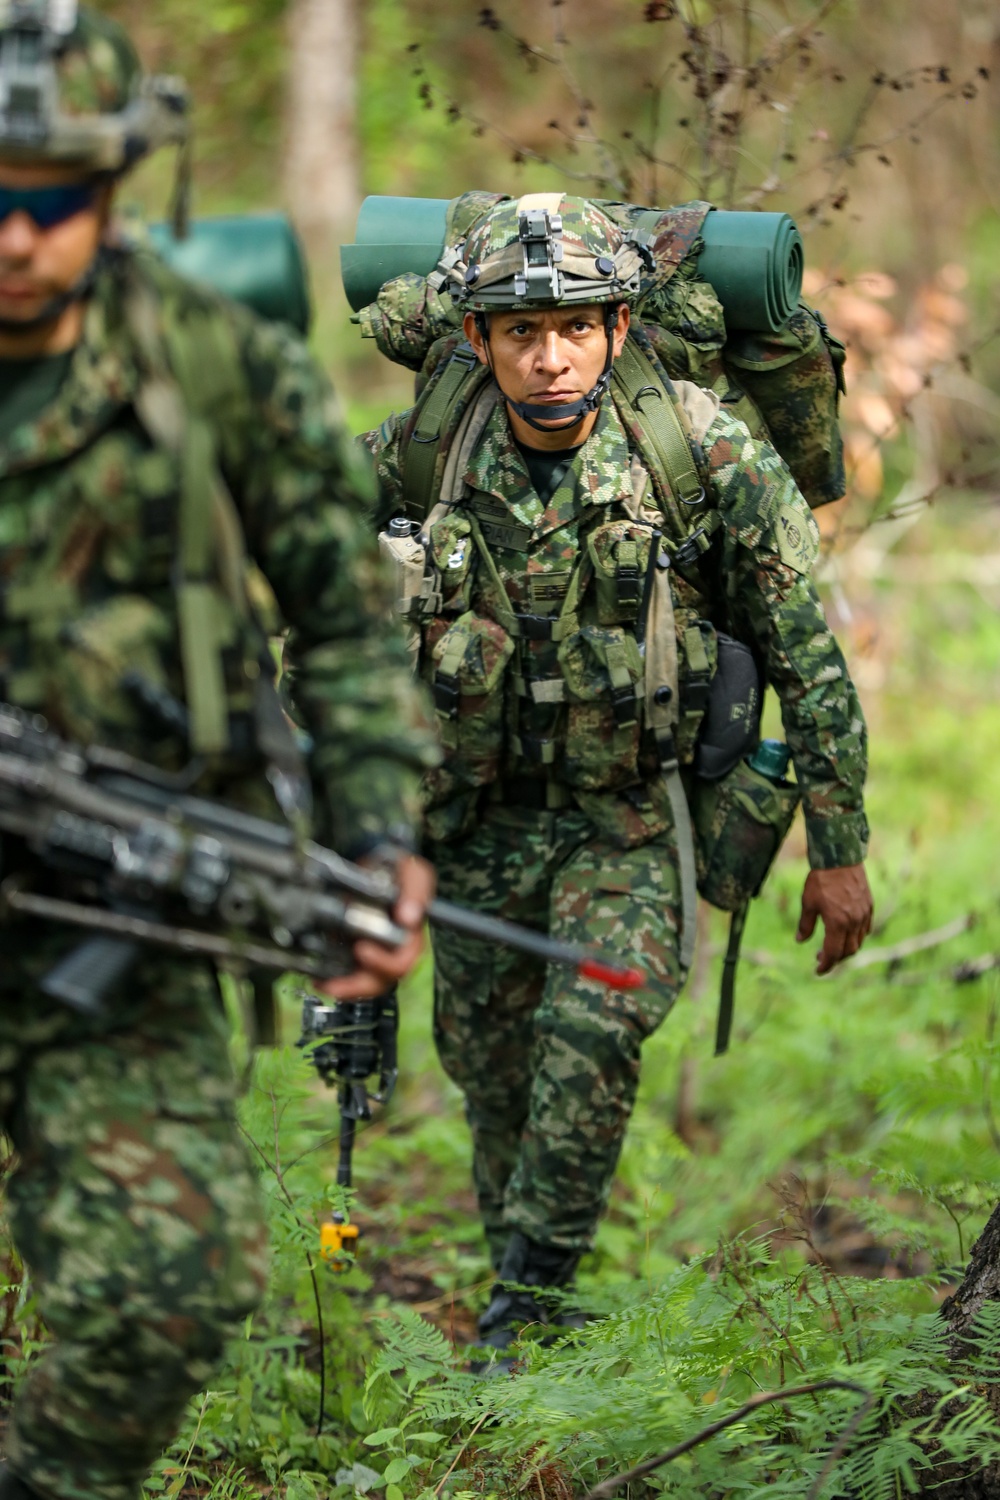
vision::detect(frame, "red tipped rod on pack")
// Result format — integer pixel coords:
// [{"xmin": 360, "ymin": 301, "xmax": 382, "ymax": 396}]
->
[{"xmin": 428, "ymin": 897, "xmax": 645, "ymax": 991}]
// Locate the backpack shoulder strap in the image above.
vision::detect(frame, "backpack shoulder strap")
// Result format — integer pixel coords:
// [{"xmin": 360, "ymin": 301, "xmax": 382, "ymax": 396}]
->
[
  {"xmin": 400, "ymin": 342, "xmax": 491, "ymax": 524},
  {"xmin": 612, "ymin": 333, "xmax": 706, "ymax": 512}
]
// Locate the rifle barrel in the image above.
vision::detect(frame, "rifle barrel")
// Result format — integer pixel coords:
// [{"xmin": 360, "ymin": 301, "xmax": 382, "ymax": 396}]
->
[{"xmin": 428, "ymin": 897, "xmax": 644, "ymax": 991}]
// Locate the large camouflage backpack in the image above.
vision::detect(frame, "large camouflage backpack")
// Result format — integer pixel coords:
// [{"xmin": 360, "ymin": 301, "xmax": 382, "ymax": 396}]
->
[{"xmin": 354, "ymin": 190, "xmax": 847, "ymax": 511}]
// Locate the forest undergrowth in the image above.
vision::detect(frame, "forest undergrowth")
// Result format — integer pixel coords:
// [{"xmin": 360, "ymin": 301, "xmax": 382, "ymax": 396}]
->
[{"xmin": 3, "ymin": 499, "xmax": 999, "ymax": 1497}]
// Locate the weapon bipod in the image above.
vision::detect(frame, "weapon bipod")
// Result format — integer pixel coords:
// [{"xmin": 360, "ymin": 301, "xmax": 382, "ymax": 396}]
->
[{"xmin": 296, "ymin": 988, "xmax": 399, "ymax": 1264}]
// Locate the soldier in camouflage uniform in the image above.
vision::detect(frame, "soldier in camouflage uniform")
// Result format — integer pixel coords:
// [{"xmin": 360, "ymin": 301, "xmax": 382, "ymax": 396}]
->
[
  {"xmin": 0, "ymin": 6, "xmax": 437, "ymax": 1498},
  {"xmin": 366, "ymin": 193, "xmax": 873, "ymax": 1351}
]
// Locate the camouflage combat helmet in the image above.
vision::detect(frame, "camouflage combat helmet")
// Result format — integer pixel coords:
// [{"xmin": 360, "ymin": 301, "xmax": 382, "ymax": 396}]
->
[
  {"xmin": 455, "ymin": 193, "xmax": 643, "ymax": 311},
  {"xmin": 0, "ymin": 0, "xmax": 188, "ymax": 172},
  {"xmin": 449, "ymin": 193, "xmax": 645, "ymax": 433}
]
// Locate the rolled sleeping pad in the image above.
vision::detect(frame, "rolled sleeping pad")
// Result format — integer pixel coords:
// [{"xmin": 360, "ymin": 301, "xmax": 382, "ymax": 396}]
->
[
  {"xmin": 149, "ymin": 214, "xmax": 312, "ymax": 335},
  {"xmin": 339, "ymin": 195, "xmax": 450, "ymax": 317},
  {"xmin": 696, "ymin": 210, "xmax": 803, "ymax": 334},
  {"xmin": 340, "ymin": 195, "xmax": 803, "ymax": 333}
]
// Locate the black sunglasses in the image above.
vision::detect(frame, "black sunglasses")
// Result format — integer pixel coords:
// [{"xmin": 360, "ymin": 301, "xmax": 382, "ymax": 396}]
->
[{"xmin": 0, "ymin": 182, "xmax": 97, "ymax": 230}]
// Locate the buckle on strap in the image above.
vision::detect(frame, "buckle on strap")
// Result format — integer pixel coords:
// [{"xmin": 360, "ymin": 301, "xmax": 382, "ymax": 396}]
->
[
  {"xmin": 681, "ymin": 674, "xmax": 712, "ymax": 715},
  {"xmin": 616, "ymin": 565, "xmax": 641, "ymax": 610},
  {"xmin": 515, "ymin": 612, "xmax": 556, "ymax": 642},
  {"xmin": 433, "ymin": 673, "xmax": 460, "ymax": 719},
  {"xmin": 611, "ymin": 684, "xmax": 638, "ymax": 728},
  {"xmin": 654, "ymin": 727, "xmax": 679, "ymax": 774},
  {"xmin": 515, "ymin": 733, "xmax": 557, "ymax": 766},
  {"xmin": 675, "ymin": 528, "xmax": 712, "ymax": 568}
]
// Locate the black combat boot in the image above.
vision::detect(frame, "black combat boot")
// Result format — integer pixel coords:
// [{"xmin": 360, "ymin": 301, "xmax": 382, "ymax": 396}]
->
[
  {"xmin": 475, "ymin": 1230, "xmax": 584, "ymax": 1362},
  {"xmin": 0, "ymin": 1466, "xmax": 44, "ymax": 1500}
]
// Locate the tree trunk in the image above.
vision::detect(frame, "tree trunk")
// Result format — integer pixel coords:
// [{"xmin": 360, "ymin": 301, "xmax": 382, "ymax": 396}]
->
[
  {"xmin": 284, "ymin": 0, "xmax": 359, "ymax": 248},
  {"xmin": 911, "ymin": 1202, "xmax": 1000, "ymax": 1497}
]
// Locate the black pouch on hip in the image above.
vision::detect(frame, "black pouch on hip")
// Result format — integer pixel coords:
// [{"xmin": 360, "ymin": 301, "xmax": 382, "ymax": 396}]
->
[{"xmin": 694, "ymin": 634, "xmax": 761, "ymax": 781}]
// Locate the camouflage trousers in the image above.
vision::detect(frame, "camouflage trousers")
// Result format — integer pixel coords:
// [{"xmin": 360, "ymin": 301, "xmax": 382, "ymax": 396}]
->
[
  {"xmin": 430, "ymin": 804, "xmax": 684, "ymax": 1263},
  {"xmin": 0, "ymin": 927, "xmax": 268, "ymax": 1500}
]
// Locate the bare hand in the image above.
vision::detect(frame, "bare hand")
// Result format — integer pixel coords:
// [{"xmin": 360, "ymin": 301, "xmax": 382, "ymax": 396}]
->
[
  {"xmin": 319, "ymin": 853, "xmax": 435, "ymax": 1000},
  {"xmin": 796, "ymin": 865, "xmax": 873, "ymax": 975}
]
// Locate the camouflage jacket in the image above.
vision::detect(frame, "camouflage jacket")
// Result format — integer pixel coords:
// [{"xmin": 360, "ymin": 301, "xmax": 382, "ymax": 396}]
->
[
  {"xmin": 0, "ymin": 248, "xmax": 438, "ymax": 857},
  {"xmin": 367, "ymin": 387, "xmax": 868, "ymax": 868}
]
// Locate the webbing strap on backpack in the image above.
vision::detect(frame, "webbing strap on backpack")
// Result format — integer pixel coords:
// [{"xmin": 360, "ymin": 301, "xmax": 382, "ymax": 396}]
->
[
  {"xmin": 611, "ymin": 335, "xmax": 706, "ymax": 520},
  {"xmin": 614, "ymin": 334, "xmax": 715, "ymax": 974},
  {"xmin": 400, "ymin": 343, "xmax": 489, "ymax": 524}
]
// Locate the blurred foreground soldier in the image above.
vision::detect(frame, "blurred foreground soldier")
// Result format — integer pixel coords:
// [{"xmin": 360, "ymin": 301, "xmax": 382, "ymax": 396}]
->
[
  {"xmin": 366, "ymin": 195, "xmax": 873, "ymax": 1354},
  {"xmin": 0, "ymin": 5, "xmax": 437, "ymax": 1497}
]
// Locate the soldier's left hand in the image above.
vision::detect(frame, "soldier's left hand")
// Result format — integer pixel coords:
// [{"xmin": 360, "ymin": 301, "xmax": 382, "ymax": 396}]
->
[
  {"xmin": 319, "ymin": 853, "xmax": 436, "ymax": 1000},
  {"xmin": 796, "ymin": 864, "xmax": 874, "ymax": 975}
]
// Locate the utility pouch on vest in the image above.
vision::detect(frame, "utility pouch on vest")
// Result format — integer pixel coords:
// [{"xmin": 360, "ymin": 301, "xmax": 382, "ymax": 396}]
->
[
  {"xmin": 692, "ymin": 758, "xmax": 800, "ymax": 913},
  {"xmin": 587, "ymin": 521, "xmax": 656, "ymax": 626},
  {"xmin": 428, "ymin": 612, "xmax": 514, "ymax": 787},
  {"xmin": 694, "ymin": 634, "xmax": 761, "ymax": 780},
  {"xmin": 558, "ymin": 624, "xmax": 645, "ymax": 791}
]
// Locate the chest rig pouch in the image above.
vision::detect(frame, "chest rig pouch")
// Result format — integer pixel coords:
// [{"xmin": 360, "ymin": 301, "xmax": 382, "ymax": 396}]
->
[{"xmin": 416, "ymin": 507, "xmax": 510, "ymax": 791}]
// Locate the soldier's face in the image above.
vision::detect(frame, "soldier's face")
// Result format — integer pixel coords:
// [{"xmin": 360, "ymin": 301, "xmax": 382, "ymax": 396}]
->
[
  {"xmin": 465, "ymin": 303, "xmax": 631, "ymax": 447},
  {"xmin": 0, "ymin": 160, "xmax": 111, "ymax": 329}
]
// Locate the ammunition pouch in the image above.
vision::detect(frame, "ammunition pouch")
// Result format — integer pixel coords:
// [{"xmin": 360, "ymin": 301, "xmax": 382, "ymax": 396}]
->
[
  {"xmin": 693, "ymin": 757, "xmax": 800, "ymax": 912},
  {"xmin": 558, "ymin": 624, "xmax": 645, "ymax": 791},
  {"xmin": 426, "ymin": 612, "xmax": 514, "ymax": 787},
  {"xmin": 587, "ymin": 519, "xmax": 655, "ymax": 625}
]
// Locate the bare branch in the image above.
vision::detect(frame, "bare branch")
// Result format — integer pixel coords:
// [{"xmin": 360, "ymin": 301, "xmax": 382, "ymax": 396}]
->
[{"xmin": 582, "ymin": 1379, "xmax": 874, "ymax": 1500}]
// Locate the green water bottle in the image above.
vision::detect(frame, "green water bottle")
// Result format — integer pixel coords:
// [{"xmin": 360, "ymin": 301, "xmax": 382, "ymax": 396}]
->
[{"xmin": 747, "ymin": 738, "xmax": 791, "ymax": 784}]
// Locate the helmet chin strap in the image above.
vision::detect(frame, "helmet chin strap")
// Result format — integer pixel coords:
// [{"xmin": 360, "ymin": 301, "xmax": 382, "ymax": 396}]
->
[
  {"xmin": 476, "ymin": 306, "xmax": 620, "ymax": 436},
  {"xmin": 0, "ymin": 251, "xmax": 103, "ymax": 336}
]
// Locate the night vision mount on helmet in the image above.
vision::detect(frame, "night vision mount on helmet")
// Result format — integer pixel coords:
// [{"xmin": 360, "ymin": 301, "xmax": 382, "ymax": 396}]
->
[{"xmin": 453, "ymin": 194, "xmax": 645, "ymax": 311}]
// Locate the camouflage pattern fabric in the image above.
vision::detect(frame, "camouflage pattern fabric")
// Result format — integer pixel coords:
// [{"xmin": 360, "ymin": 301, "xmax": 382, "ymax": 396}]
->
[
  {"xmin": 368, "ymin": 394, "xmax": 868, "ymax": 867},
  {"xmin": 0, "ymin": 248, "xmax": 437, "ymax": 1499},
  {"xmin": 724, "ymin": 304, "xmax": 847, "ymax": 508},
  {"xmin": 458, "ymin": 194, "xmax": 642, "ymax": 311},
  {"xmin": 692, "ymin": 758, "xmax": 801, "ymax": 911},
  {"xmin": 0, "ymin": 938, "xmax": 267, "ymax": 1500},
  {"xmin": 431, "ymin": 804, "xmax": 683, "ymax": 1259},
  {"xmin": 443, "ymin": 191, "xmax": 510, "ymax": 246},
  {"xmin": 0, "ymin": 248, "xmax": 437, "ymax": 854},
  {"xmin": 41, "ymin": 8, "xmax": 140, "ymax": 121},
  {"xmin": 358, "ymin": 272, "xmax": 461, "ymax": 373},
  {"xmin": 597, "ymin": 199, "xmax": 713, "ymax": 296}
]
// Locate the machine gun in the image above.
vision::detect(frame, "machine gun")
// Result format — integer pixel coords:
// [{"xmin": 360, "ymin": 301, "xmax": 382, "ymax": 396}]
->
[{"xmin": 0, "ymin": 702, "xmax": 644, "ymax": 1014}]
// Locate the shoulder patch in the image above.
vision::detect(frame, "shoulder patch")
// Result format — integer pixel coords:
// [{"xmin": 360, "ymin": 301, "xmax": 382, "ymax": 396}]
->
[{"xmin": 773, "ymin": 500, "xmax": 820, "ymax": 575}]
